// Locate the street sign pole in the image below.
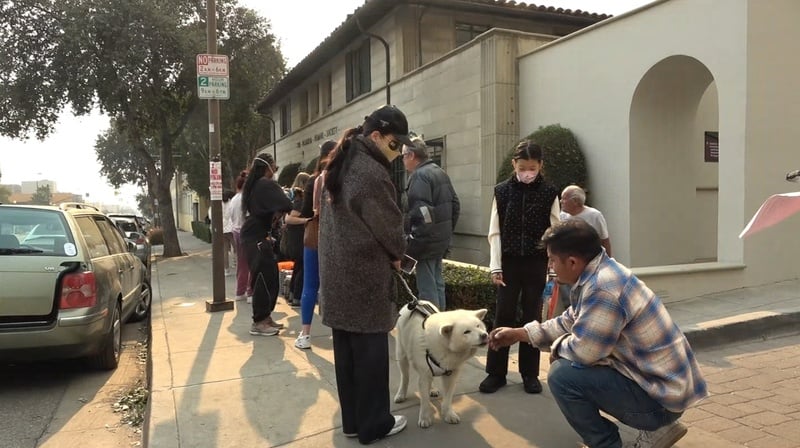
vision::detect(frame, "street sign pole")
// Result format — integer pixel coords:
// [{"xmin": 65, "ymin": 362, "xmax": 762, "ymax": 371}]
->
[{"xmin": 205, "ymin": 0, "xmax": 233, "ymax": 313}]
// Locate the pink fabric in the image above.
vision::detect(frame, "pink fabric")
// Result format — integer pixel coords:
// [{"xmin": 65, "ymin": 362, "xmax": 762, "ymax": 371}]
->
[
  {"xmin": 313, "ymin": 172, "xmax": 325, "ymax": 214},
  {"xmin": 740, "ymin": 192, "xmax": 800, "ymax": 238},
  {"xmin": 233, "ymin": 231, "xmax": 251, "ymax": 296}
]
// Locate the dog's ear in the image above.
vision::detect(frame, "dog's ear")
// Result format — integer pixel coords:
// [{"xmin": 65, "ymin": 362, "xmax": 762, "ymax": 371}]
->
[
  {"xmin": 440, "ymin": 324, "xmax": 454, "ymax": 337},
  {"xmin": 475, "ymin": 309, "xmax": 488, "ymax": 320}
]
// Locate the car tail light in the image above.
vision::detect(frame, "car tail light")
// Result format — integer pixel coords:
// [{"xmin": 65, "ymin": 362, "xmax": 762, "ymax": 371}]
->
[
  {"xmin": 60, "ymin": 271, "xmax": 97, "ymax": 309},
  {"xmin": 135, "ymin": 236, "xmax": 146, "ymax": 245}
]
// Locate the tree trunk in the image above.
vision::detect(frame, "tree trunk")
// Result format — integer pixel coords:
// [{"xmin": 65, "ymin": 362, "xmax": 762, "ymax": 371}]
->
[{"xmin": 154, "ymin": 170, "xmax": 182, "ymax": 258}]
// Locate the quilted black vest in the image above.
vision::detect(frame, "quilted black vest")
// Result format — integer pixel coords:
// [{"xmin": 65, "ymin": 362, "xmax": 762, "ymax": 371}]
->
[{"xmin": 494, "ymin": 174, "xmax": 558, "ymax": 257}]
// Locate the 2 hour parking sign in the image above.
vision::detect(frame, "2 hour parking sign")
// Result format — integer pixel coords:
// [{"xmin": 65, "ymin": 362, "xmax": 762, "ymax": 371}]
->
[{"xmin": 197, "ymin": 54, "xmax": 229, "ymax": 100}]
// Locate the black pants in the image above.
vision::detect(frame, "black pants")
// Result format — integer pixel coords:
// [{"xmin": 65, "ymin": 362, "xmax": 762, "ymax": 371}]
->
[
  {"xmin": 290, "ymin": 256, "xmax": 304, "ymax": 302},
  {"xmin": 332, "ymin": 329, "xmax": 394, "ymax": 445},
  {"xmin": 244, "ymin": 238, "xmax": 279, "ymax": 323},
  {"xmin": 486, "ymin": 254, "xmax": 548, "ymax": 378}
]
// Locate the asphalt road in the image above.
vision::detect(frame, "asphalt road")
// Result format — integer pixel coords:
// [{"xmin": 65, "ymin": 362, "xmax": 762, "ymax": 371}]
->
[{"xmin": 0, "ymin": 320, "xmax": 147, "ymax": 448}]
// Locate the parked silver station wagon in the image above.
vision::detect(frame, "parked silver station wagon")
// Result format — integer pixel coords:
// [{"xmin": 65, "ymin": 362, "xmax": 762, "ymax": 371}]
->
[{"xmin": 0, "ymin": 203, "xmax": 151, "ymax": 369}]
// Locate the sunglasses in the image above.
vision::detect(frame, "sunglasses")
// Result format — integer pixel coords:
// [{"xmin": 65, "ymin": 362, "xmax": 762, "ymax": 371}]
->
[{"xmin": 388, "ymin": 138, "xmax": 402, "ymax": 152}]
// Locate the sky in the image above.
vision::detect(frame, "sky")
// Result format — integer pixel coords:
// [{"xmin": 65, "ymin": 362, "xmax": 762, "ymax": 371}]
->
[{"xmin": 0, "ymin": 0, "xmax": 652, "ymax": 210}]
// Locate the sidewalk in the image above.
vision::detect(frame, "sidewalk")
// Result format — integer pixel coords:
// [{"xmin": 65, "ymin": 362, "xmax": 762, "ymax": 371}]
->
[{"xmin": 144, "ymin": 231, "xmax": 800, "ymax": 447}]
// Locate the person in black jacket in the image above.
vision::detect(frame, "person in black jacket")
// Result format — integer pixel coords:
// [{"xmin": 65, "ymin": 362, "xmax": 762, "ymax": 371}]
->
[
  {"xmin": 401, "ymin": 136, "xmax": 460, "ymax": 310},
  {"xmin": 480, "ymin": 140, "xmax": 560, "ymax": 394},
  {"xmin": 241, "ymin": 152, "xmax": 293, "ymax": 336}
]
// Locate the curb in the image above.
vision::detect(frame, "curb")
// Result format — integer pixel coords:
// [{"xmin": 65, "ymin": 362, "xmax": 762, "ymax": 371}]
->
[{"xmin": 684, "ymin": 311, "xmax": 800, "ymax": 350}]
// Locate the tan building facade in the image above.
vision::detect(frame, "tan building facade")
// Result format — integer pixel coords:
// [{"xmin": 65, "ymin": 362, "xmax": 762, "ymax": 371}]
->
[
  {"xmin": 256, "ymin": 0, "xmax": 606, "ymax": 263},
  {"xmin": 255, "ymin": 0, "xmax": 799, "ymax": 302}
]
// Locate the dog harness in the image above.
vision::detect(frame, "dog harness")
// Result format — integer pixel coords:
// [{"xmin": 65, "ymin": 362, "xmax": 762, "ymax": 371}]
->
[{"xmin": 407, "ymin": 301, "xmax": 453, "ymax": 377}]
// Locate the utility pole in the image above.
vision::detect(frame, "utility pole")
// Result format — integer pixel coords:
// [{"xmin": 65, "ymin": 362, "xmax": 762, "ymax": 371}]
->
[{"xmin": 205, "ymin": 0, "xmax": 233, "ymax": 312}]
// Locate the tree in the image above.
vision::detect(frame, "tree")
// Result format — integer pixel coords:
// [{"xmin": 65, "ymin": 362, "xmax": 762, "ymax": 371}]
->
[
  {"xmin": 30, "ymin": 184, "xmax": 52, "ymax": 205},
  {"xmin": 0, "ymin": 185, "xmax": 9, "ymax": 204},
  {"xmin": 1, "ymin": 0, "xmax": 285, "ymax": 257},
  {"xmin": 0, "ymin": 169, "xmax": 10, "ymax": 203}
]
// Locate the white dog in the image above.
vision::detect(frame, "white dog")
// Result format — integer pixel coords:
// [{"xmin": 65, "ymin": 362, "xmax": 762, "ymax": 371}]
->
[{"xmin": 393, "ymin": 301, "xmax": 488, "ymax": 428}]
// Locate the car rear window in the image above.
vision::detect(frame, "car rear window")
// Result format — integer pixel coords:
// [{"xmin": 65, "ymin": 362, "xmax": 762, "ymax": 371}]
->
[
  {"xmin": 0, "ymin": 208, "xmax": 76, "ymax": 256},
  {"xmin": 114, "ymin": 220, "xmax": 138, "ymax": 233}
]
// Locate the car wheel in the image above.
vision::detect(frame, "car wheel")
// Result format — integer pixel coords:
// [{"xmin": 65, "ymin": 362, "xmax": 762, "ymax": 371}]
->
[
  {"xmin": 130, "ymin": 280, "xmax": 152, "ymax": 322},
  {"xmin": 88, "ymin": 301, "xmax": 122, "ymax": 370}
]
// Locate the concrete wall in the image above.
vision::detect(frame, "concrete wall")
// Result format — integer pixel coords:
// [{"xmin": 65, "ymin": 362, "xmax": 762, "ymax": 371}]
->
[
  {"xmin": 742, "ymin": 0, "xmax": 800, "ymax": 285},
  {"xmin": 519, "ymin": 0, "xmax": 799, "ymax": 300}
]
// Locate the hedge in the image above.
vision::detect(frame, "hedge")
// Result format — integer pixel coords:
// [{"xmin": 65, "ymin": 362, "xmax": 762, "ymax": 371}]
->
[
  {"xmin": 191, "ymin": 221, "xmax": 212, "ymax": 243},
  {"xmin": 497, "ymin": 124, "xmax": 588, "ymax": 196},
  {"xmin": 395, "ymin": 262, "xmax": 498, "ymax": 329}
]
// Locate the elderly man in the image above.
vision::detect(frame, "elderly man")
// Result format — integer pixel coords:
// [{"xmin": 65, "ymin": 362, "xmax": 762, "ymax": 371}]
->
[
  {"xmin": 401, "ymin": 136, "xmax": 460, "ymax": 311},
  {"xmin": 489, "ymin": 220, "xmax": 707, "ymax": 448},
  {"xmin": 560, "ymin": 185, "xmax": 612, "ymax": 257}
]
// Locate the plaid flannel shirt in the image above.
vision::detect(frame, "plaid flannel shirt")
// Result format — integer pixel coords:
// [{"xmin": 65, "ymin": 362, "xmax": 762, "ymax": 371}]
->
[{"xmin": 524, "ymin": 251, "xmax": 708, "ymax": 412}]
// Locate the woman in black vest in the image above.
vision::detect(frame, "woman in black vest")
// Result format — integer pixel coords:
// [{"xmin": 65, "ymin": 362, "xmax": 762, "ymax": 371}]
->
[{"xmin": 481, "ymin": 140, "xmax": 560, "ymax": 394}]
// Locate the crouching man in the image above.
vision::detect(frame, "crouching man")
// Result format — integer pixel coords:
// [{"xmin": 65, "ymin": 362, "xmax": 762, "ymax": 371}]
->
[{"xmin": 489, "ymin": 220, "xmax": 707, "ymax": 448}]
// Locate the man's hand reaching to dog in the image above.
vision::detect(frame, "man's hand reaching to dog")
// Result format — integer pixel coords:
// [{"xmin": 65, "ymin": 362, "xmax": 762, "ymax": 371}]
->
[{"xmin": 488, "ymin": 327, "xmax": 527, "ymax": 351}]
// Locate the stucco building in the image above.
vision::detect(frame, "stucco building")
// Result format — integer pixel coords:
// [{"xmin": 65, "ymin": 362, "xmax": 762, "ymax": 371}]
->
[
  {"xmin": 255, "ymin": 0, "xmax": 607, "ymax": 263},
  {"xmin": 255, "ymin": 0, "xmax": 800, "ymax": 302}
]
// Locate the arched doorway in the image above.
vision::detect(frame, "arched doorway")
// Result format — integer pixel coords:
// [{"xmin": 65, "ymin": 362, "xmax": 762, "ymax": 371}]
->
[{"xmin": 629, "ymin": 55, "xmax": 718, "ymax": 267}]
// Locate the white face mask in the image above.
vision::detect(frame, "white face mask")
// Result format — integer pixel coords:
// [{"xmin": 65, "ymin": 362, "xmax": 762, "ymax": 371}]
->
[{"xmin": 517, "ymin": 170, "xmax": 538, "ymax": 184}]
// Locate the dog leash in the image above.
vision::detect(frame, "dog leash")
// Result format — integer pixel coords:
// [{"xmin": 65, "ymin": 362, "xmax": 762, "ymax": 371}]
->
[{"xmin": 394, "ymin": 271, "xmax": 438, "ymax": 315}]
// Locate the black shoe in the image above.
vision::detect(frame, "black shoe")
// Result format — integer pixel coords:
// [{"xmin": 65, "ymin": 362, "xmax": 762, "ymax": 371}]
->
[
  {"xmin": 479, "ymin": 375, "xmax": 507, "ymax": 393},
  {"xmin": 522, "ymin": 376, "xmax": 542, "ymax": 394},
  {"xmin": 290, "ymin": 299, "xmax": 301, "ymax": 308}
]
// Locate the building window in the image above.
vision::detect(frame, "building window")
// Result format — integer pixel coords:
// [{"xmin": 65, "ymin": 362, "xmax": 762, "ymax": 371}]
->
[
  {"xmin": 455, "ymin": 23, "xmax": 490, "ymax": 47},
  {"xmin": 322, "ymin": 72, "xmax": 332, "ymax": 113},
  {"xmin": 264, "ymin": 116, "xmax": 273, "ymax": 144},
  {"xmin": 309, "ymin": 83, "xmax": 319, "ymax": 121},
  {"xmin": 346, "ymin": 39, "xmax": 371, "ymax": 102},
  {"xmin": 280, "ymin": 100, "xmax": 291, "ymax": 136},
  {"xmin": 426, "ymin": 137, "xmax": 445, "ymax": 168},
  {"xmin": 299, "ymin": 91, "xmax": 309, "ymax": 126}
]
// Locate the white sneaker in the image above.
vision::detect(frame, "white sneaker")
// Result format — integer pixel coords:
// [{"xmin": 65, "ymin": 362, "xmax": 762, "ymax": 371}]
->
[
  {"xmin": 294, "ymin": 334, "xmax": 311, "ymax": 349},
  {"xmin": 386, "ymin": 415, "xmax": 407, "ymax": 437},
  {"xmin": 246, "ymin": 295, "xmax": 252, "ymax": 304},
  {"xmin": 234, "ymin": 294, "xmax": 246, "ymax": 301},
  {"xmin": 626, "ymin": 421, "xmax": 688, "ymax": 448}
]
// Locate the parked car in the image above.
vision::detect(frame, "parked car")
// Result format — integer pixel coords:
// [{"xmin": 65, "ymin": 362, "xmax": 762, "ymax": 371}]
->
[
  {"xmin": 108, "ymin": 215, "xmax": 152, "ymax": 276},
  {"xmin": 0, "ymin": 203, "xmax": 151, "ymax": 370}
]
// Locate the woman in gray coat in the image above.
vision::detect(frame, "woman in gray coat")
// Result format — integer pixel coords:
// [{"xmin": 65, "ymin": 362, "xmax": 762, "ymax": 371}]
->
[{"xmin": 319, "ymin": 105, "xmax": 413, "ymax": 444}]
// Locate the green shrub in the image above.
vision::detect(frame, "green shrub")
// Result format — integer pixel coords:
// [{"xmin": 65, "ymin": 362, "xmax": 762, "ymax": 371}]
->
[
  {"xmin": 277, "ymin": 162, "xmax": 302, "ymax": 187},
  {"xmin": 497, "ymin": 124, "xmax": 588, "ymax": 195},
  {"xmin": 191, "ymin": 221, "xmax": 212, "ymax": 243},
  {"xmin": 305, "ymin": 157, "xmax": 319, "ymax": 174},
  {"xmin": 394, "ymin": 263, "xmax": 497, "ymax": 329},
  {"xmin": 147, "ymin": 227, "xmax": 164, "ymax": 246}
]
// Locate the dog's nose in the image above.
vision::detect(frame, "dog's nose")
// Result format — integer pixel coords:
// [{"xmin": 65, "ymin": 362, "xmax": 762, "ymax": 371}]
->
[{"xmin": 479, "ymin": 333, "xmax": 489, "ymax": 345}]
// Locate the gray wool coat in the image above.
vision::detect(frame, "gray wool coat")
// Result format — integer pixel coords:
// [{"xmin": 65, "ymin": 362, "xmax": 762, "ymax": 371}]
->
[{"xmin": 318, "ymin": 136, "xmax": 406, "ymax": 334}]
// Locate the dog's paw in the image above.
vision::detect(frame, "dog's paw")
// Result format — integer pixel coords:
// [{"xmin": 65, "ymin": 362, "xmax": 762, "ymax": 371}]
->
[
  {"xmin": 418, "ymin": 416, "xmax": 433, "ymax": 428},
  {"xmin": 418, "ymin": 408, "xmax": 434, "ymax": 428},
  {"xmin": 393, "ymin": 392, "xmax": 406, "ymax": 403},
  {"xmin": 429, "ymin": 389, "xmax": 440, "ymax": 398},
  {"xmin": 443, "ymin": 410, "xmax": 461, "ymax": 424}
]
